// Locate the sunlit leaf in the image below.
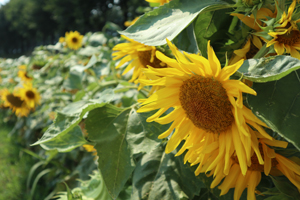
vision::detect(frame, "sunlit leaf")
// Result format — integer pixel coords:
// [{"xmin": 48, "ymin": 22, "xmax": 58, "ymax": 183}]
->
[
  {"xmin": 237, "ymin": 56, "xmax": 300, "ymax": 82},
  {"xmin": 120, "ymin": 0, "xmax": 232, "ymax": 46}
]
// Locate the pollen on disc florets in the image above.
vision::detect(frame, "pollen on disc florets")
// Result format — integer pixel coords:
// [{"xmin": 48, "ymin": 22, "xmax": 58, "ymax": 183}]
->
[
  {"xmin": 138, "ymin": 50, "xmax": 166, "ymax": 68},
  {"xmin": 179, "ymin": 75, "xmax": 234, "ymax": 134},
  {"xmin": 26, "ymin": 90, "xmax": 35, "ymax": 99},
  {"xmin": 72, "ymin": 37, "xmax": 78, "ymax": 43},
  {"xmin": 277, "ymin": 30, "xmax": 300, "ymax": 46}
]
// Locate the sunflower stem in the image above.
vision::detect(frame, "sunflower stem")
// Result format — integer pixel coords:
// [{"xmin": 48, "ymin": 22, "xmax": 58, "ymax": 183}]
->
[{"xmin": 253, "ymin": 44, "xmax": 269, "ymax": 59}]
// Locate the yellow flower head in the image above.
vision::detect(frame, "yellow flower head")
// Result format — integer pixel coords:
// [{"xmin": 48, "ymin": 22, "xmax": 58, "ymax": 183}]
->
[
  {"xmin": 18, "ymin": 65, "xmax": 27, "ymax": 71},
  {"xmin": 18, "ymin": 70, "xmax": 33, "ymax": 82},
  {"xmin": 208, "ymin": 133, "xmax": 300, "ymax": 200},
  {"xmin": 59, "ymin": 37, "xmax": 65, "ymax": 43},
  {"xmin": 0, "ymin": 89, "xmax": 30, "ymax": 117},
  {"xmin": 124, "ymin": 17, "xmax": 139, "ymax": 27},
  {"xmin": 229, "ymin": 35, "xmax": 263, "ymax": 64},
  {"xmin": 112, "ymin": 35, "xmax": 167, "ymax": 90},
  {"xmin": 265, "ymin": 1, "xmax": 300, "ymax": 59},
  {"xmin": 15, "ymin": 82, "xmax": 41, "ymax": 109},
  {"xmin": 145, "ymin": 0, "xmax": 170, "ymax": 6},
  {"xmin": 65, "ymin": 31, "xmax": 83, "ymax": 50},
  {"xmin": 231, "ymin": 7, "xmax": 276, "ymax": 31},
  {"xmin": 137, "ymin": 40, "xmax": 274, "ymax": 176}
]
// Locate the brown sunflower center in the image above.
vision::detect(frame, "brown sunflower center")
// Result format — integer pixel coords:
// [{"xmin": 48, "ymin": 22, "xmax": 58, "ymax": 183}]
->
[
  {"xmin": 179, "ymin": 76, "xmax": 234, "ymax": 133},
  {"xmin": 72, "ymin": 37, "xmax": 78, "ymax": 43},
  {"xmin": 6, "ymin": 94, "xmax": 23, "ymax": 108},
  {"xmin": 137, "ymin": 50, "xmax": 166, "ymax": 68},
  {"xmin": 233, "ymin": 144, "xmax": 278, "ymax": 172},
  {"xmin": 26, "ymin": 90, "xmax": 35, "ymax": 99},
  {"xmin": 24, "ymin": 72, "xmax": 32, "ymax": 79},
  {"xmin": 277, "ymin": 30, "xmax": 300, "ymax": 46},
  {"xmin": 246, "ymin": 42, "xmax": 259, "ymax": 59}
]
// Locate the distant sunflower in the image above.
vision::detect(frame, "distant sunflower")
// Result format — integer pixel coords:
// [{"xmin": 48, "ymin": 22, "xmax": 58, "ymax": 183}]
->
[
  {"xmin": 112, "ymin": 35, "xmax": 167, "ymax": 90},
  {"xmin": 83, "ymin": 144, "xmax": 98, "ymax": 157},
  {"xmin": 145, "ymin": 0, "xmax": 170, "ymax": 5},
  {"xmin": 18, "ymin": 70, "xmax": 33, "ymax": 82},
  {"xmin": 0, "ymin": 89, "xmax": 30, "ymax": 117},
  {"xmin": 18, "ymin": 65, "xmax": 27, "ymax": 71},
  {"xmin": 65, "ymin": 31, "xmax": 83, "ymax": 50},
  {"xmin": 137, "ymin": 40, "xmax": 274, "ymax": 176},
  {"xmin": 59, "ymin": 37, "xmax": 65, "ymax": 43},
  {"xmin": 124, "ymin": 17, "xmax": 139, "ymax": 27},
  {"xmin": 16, "ymin": 83, "xmax": 41, "ymax": 109}
]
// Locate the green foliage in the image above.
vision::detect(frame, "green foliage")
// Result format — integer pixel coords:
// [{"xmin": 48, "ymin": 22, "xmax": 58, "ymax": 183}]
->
[
  {"xmin": 247, "ymin": 70, "xmax": 300, "ymax": 151},
  {"xmin": 56, "ymin": 171, "xmax": 112, "ymax": 200},
  {"xmin": 237, "ymin": 56, "xmax": 300, "ymax": 82},
  {"xmin": 132, "ymin": 143, "xmax": 205, "ymax": 200},
  {"xmin": 85, "ymin": 105, "xmax": 170, "ymax": 199},
  {"xmin": 120, "ymin": 0, "xmax": 233, "ymax": 46}
]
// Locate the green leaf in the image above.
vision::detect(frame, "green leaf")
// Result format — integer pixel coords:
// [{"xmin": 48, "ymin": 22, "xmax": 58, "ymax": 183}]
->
[
  {"xmin": 85, "ymin": 105, "xmax": 169, "ymax": 199},
  {"xmin": 40, "ymin": 126, "xmax": 87, "ymax": 152},
  {"xmin": 63, "ymin": 70, "xmax": 83, "ymax": 90},
  {"xmin": 56, "ymin": 171, "xmax": 112, "ymax": 200},
  {"xmin": 247, "ymin": 70, "xmax": 300, "ymax": 151},
  {"xmin": 32, "ymin": 92, "xmax": 114, "ymax": 148},
  {"xmin": 193, "ymin": 8, "xmax": 233, "ymax": 58},
  {"xmin": 71, "ymin": 55, "xmax": 97, "ymax": 73},
  {"xmin": 173, "ymin": 22, "xmax": 199, "ymax": 54},
  {"xmin": 119, "ymin": 0, "xmax": 232, "ymax": 46},
  {"xmin": 237, "ymin": 56, "xmax": 300, "ymax": 82},
  {"xmin": 270, "ymin": 176, "xmax": 300, "ymax": 200},
  {"xmin": 132, "ymin": 143, "xmax": 205, "ymax": 200}
]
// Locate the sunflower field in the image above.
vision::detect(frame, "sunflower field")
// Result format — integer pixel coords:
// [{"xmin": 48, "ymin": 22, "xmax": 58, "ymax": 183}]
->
[{"xmin": 1, "ymin": 0, "xmax": 300, "ymax": 199}]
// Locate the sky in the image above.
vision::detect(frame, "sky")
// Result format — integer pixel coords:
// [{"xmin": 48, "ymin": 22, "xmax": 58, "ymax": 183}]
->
[{"xmin": 0, "ymin": 0, "xmax": 8, "ymax": 5}]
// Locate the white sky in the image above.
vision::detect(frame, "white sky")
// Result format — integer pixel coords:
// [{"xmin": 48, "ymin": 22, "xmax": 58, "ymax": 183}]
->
[{"xmin": 0, "ymin": 0, "xmax": 8, "ymax": 5}]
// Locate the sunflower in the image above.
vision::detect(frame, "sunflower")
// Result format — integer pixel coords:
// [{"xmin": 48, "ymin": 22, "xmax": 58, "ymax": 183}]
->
[
  {"xmin": 229, "ymin": 35, "xmax": 263, "ymax": 64},
  {"xmin": 0, "ymin": 89, "xmax": 30, "ymax": 117},
  {"xmin": 65, "ymin": 31, "xmax": 83, "ymax": 50},
  {"xmin": 124, "ymin": 17, "xmax": 139, "ymax": 27},
  {"xmin": 145, "ymin": 0, "xmax": 170, "ymax": 6},
  {"xmin": 18, "ymin": 70, "xmax": 33, "ymax": 82},
  {"xmin": 18, "ymin": 65, "xmax": 27, "ymax": 71},
  {"xmin": 209, "ymin": 134, "xmax": 300, "ymax": 200},
  {"xmin": 265, "ymin": 1, "xmax": 300, "ymax": 58},
  {"xmin": 59, "ymin": 37, "xmax": 65, "ymax": 43},
  {"xmin": 112, "ymin": 35, "xmax": 167, "ymax": 90},
  {"xmin": 16, "ymin": 83, "xmax": 41, "ymax": 109},
  {"xmin": 231, "ymin": 7, "xmax": 276, "ymax": 31},
  {"xmin": 83, "ymin": 144, "xmax": 98, "ymax": 157},
  {"xmin": 137, "ymin": 40, "xmax": 274, "ymax": 176}
]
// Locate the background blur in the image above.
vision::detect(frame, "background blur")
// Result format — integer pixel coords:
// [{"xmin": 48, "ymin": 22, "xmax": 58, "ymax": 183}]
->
[{"xmin": 0, "ymin": 0, "xmax": 148, "ymax": 57}]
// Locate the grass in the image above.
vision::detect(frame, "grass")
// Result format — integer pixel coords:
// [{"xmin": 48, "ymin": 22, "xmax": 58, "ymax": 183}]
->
[{"xmin": 0, "ymin": 115, "xmax": 33, "ymax": 200}]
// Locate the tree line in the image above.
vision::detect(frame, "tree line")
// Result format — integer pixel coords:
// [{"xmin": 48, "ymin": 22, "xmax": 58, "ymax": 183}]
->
[{"xmin": 0, "ymin": 0, "xmax": 148, "ymax": 57}]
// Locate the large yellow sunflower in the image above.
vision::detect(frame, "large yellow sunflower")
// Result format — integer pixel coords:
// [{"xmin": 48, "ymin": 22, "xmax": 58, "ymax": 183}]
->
[
  {"xmin": 209, "ymin": 133, "xmax": 300, "ymax": 200},
  {"xmin": 112, "ymin": 35, "xmax": 167, "ymax": 90},
  {"xmin": 65, "ymin": 31, "xmax": 83, "ymax": 50},
  {"xmin": 137, "ymin": 40, "xmax": 274, "ymax": 176},
  {"xmin": 0, "ymin": 89, "xmax": 30, "ymax": 117},
  {"xmin": 145, "ymin": 0, "xmax": 170, "ymax": 6},
  {"xmin": 16, "ymin": 83, "xmax": 41, "ymax": 109}
]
